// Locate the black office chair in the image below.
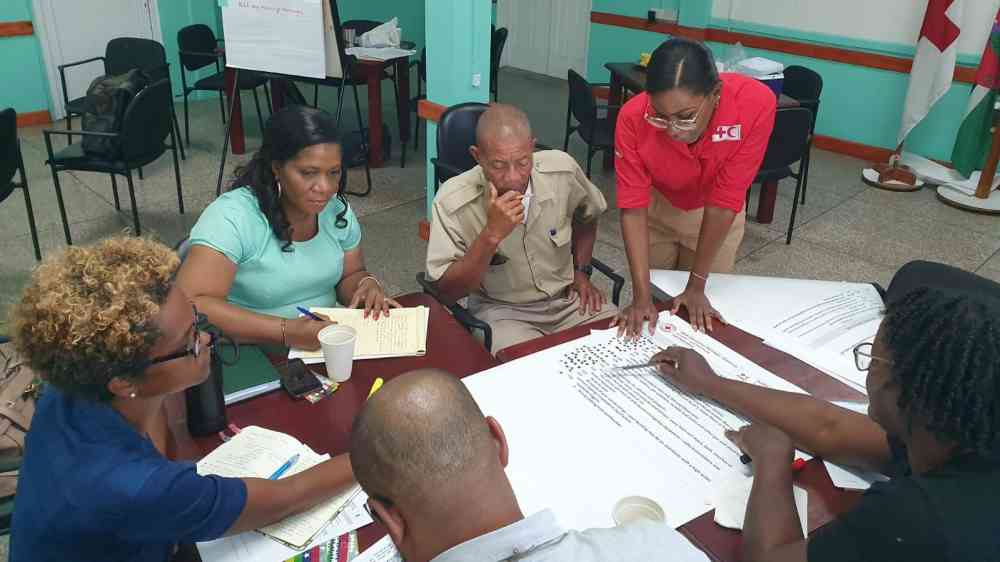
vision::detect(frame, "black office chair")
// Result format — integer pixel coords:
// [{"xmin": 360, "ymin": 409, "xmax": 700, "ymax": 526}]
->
[
  {"xmin": 781, "ymin": 66, "xmax": 823, "ymax": 205},
  {"xmin": 417, "ymin": 263, "xmax": 623, "ymax": 353},
  {"xmin": 565, "ymin": 70, "xmax": 614, "ymax": 179},
  {"xmin": 401, "ymin": 47, "xmax": 426, "ymax": 169},
  {"xmin": 747, "ymin": 107, "xmax": 813, "ymax": 245},
  {"xmin": 177, "ymin": 24, "xmax": 270, "ymax": 147},
  {"xmin": 431, "ymin": 102, "xmax": 489, "ymax": 189},
  {"xmin": 57, "ymin": 37, "xmax": 185, "ymax": 162},
  {"xmin": 1, "ymin": 109, "xmax": 41, "ymax": 261},
  {"xmin": 43, "ymin": 79, "xmax": 183, "ymax": 243},
  {"xmin": 490, "ymin": 27, "xmax": 509, "ymax": 102},
  {"xmin": 431, "ymin": 102, "xmax": 557, "ymax": 189}
]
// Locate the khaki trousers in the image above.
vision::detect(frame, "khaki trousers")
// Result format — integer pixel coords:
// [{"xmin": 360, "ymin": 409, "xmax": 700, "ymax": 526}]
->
[
  {"xmin": 469, "ymin": 292, "xmax": 618, "ymax": 355},
  {"xmin": 647, "ymin": 189, "xmax": 746, "ymax": 273}
]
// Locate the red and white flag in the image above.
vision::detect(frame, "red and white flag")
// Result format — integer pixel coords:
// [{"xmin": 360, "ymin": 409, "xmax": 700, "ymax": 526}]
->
[{"xmin": 897, "ymin": 0, "xmax": 964, "ymax": 145}]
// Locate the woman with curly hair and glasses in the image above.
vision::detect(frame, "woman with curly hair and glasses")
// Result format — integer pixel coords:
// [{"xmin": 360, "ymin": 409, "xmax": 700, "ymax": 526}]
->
[
  {"xmin": 9, "ymin": 237, "xmax": 353, "ymax": 562},
  {"xmin": 649, "ymin": 281, "xmax": 1000, "ymax": 562},
  {"xmin": 177, "ymin": 105, "xmax": 398, "ymax": 352}
]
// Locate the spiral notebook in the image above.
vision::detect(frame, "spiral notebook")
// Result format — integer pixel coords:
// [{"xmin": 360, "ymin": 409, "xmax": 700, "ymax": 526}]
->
[
  {"xmin": 288, "ymin": 306, "xmax": 429, "ymax": 363},
  {"xmin": 196, "ymin": 426, "xmax": 361, "ymax": 549}
]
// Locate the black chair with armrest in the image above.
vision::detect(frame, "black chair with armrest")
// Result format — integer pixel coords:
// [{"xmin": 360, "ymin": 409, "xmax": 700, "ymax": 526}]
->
[
  {"xmin": 177, "ymin": 24, "xmax": 270, "ymax": 147},
  {"xmin": 781, "ymin": 65, "xmax": 823, "ymax": 205},
  {"xmin": 565, "ymin": 69, "xmax": 614, "ymax": 179},
  {"xmin": 43, "ymin": 79, "xmax": 183, "ymax": 244},
  {"xmin": 746, "ymin": 107, "xmax": 813, "ymax": 245},
  {"xmin": 58, "ymin": 38, "xmax": 185, "ymax": 163}
]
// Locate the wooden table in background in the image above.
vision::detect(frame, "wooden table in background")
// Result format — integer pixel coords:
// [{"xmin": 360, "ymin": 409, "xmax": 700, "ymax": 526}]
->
[
  {"xmin": 496, "ymin": 300, "xmax": 865, "ymax": 562},
  {"xmin": 224, "ymin": 54, "xmax": 412, "ymax": 168},
  {"xmin": 172, "ymin": 293, "xmax": 498, "ymax": 561},
  {"xmin": 604, "ymin": 62, "xmax": 799, "ymax": 225}
]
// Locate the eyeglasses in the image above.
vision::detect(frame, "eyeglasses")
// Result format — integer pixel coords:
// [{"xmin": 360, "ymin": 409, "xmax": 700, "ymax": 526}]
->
[
  {"xmin": 144, "ymin": 306, "xmax": 219, "ymax": 368},
  {"xmin": 644, "ymin": 95, "xmax": 711, "ymax": 132},
  {"xmin": 853, "ymin": 342, "xmax": 892, "ymax": 371}
]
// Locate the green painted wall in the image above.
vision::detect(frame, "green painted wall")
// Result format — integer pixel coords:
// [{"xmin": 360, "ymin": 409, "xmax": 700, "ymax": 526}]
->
[
  {"xmin": 424, "ymin": 0, "xmax": 492, "ymax": 219},
  {"xmin": 592, "ymin": 0, "xmax": 681, "ymax": 19},
  {"xmin": 585, "ymin": 5, "xmax": 979, "ymax": 162},
  {"xmin": 0, "ymin": 0, "xmax": 51, "ymax": 115}
]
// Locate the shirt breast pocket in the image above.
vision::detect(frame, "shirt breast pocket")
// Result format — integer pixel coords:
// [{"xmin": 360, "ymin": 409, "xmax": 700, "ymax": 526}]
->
[{"xmin": 548, "ymin": 223, "xmax": 572, "ymax": 247}]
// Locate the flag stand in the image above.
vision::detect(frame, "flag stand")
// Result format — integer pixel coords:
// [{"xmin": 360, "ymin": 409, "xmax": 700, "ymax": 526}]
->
[
  {"xmin": 861, "ymin": 142, "xmax": 925, "ymax": 192},
  {"xmin": 936, "ymin": 96, "xmax": 1000, "ymax": 215}
]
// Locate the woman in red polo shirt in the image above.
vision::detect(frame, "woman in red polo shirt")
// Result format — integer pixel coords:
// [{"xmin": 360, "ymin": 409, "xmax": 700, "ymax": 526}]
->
[{"xmin": 612, "ymin": 38, "xmax": 776, "ymax": 336}]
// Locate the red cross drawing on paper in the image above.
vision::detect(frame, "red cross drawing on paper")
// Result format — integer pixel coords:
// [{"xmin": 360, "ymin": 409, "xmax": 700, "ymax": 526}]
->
[{"xmin": 920, "ymin": 0, "xmax": 961, "ymax": 52}]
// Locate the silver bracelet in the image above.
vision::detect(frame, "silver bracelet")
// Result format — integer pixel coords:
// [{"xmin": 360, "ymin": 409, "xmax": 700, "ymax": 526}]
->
[{"xmin": 690, "ymin": 271, "xmax": 709, "ymax": 282}]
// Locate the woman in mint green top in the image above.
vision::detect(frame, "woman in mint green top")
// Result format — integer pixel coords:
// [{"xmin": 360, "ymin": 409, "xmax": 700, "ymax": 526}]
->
[{"xmin": 177, "ymin": 106, "xmax": 398, "ymax": 351}]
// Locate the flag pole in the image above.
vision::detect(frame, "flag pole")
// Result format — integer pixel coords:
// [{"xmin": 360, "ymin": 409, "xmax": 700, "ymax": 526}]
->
[
  {"xmin": 937, "ymin": 92, "xmax": 1000, "ymax": 214},
  {"xmin": 974, "ymin": 98, "xmax": 1000, "ymax": 199}
]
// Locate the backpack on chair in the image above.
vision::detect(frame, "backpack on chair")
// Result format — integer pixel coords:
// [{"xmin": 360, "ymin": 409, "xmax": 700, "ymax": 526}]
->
[{"xmin": 80, "ymin": 68, "xmax": 149, "ymax": 158}]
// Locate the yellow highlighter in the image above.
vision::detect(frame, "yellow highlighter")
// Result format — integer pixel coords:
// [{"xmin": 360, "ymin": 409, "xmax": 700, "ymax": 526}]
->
[{"xmin": 367, "ymin": 377, "xmax": 384, "ymax": 400}]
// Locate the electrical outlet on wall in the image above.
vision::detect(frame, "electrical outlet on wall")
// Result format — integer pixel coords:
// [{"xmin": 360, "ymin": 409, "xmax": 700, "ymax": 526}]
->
[{"xmin": 652, "ymin": 8, "xmax": 677, "ymax": 22}]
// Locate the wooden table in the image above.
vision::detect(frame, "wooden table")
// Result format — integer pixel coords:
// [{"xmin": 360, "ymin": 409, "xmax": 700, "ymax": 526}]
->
[
  {"xmin": 173, "ymin": 293, "xmax": 498, "ymax": 560},
  {"xmin": 604, "ymin": 62, "xmax": 799, "ymax": 224},
  {"xmin": 224, "ymin": 54, "xmax": 411, "ymax": 168},
  {"xmin": 496, "ymin": 301, "xmax": 865, "ymax": 562}
]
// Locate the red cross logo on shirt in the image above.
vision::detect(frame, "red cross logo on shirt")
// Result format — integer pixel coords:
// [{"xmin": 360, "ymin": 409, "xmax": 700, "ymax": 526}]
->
[{"xmin": 920, "ymin": 0, "xmax": 961, "ymax": 52}]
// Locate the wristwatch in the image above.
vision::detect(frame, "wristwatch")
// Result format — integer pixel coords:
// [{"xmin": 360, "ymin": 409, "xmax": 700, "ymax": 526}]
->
[{"xmin": 574, "ymin": 263, "xmax": 594, "ymax": 277}]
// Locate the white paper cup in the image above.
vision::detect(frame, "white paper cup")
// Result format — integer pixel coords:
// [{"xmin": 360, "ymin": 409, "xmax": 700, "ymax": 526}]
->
[
  {"xmin": 318, "ymin": 325, "xmax": 357, "ymax": 383},
  {"xmin": 612, "ymin": 496, "xmax": 666, "ymax": 526}
]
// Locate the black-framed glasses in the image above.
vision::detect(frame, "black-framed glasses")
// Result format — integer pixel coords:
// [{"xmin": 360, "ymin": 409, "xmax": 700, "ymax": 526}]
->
[
  {"xmin": 141, "ymin": 306, "xmax": 238, "ymax": 369},
  {"xmin": 146, "ymin": 308, "xmax": 210, "ymax": 366},
  {"xmin": 853, "ymin": 342, "xmax": 892, "ymax": 371}
]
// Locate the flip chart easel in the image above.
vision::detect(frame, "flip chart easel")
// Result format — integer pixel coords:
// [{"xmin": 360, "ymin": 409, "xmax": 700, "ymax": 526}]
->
[{"xmin": 214, "ymin": 0, "xmax": 353, "ymax": 195}]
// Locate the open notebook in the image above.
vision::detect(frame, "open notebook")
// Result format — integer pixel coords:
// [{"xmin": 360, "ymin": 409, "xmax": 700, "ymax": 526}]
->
[
  {"xmin": 197, "ymin": 426, "xmax": 360, "ymax": 549},
  {"xmin": 288, "ymin": 306, "xmax": 429, "ymax": 363}
]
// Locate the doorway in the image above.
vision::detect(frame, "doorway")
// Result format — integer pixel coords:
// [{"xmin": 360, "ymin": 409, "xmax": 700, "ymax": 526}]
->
[
  {"xmin": 32, "ymin": 0, "xmax": 162, "ymax": 120},
  {"xmin": 497, "ymin": 0, "xmax": 591, "ymax": 80}
]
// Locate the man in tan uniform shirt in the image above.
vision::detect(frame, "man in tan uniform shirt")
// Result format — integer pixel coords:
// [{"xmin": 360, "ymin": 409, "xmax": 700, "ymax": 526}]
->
[{"xmin": 426, "ymin": 104, "xmax": 616, "ymax": 354}]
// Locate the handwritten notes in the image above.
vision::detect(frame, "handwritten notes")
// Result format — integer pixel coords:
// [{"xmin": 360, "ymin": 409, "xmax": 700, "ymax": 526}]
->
[{"xmin": 289, "ymin": 306, "xmax": 429, "ymax": 362}]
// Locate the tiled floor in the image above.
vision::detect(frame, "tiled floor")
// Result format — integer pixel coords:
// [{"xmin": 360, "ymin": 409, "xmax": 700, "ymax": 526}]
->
[{"xmin": 1, "ymin": 65, "xmax": 999, "ymax": 557}]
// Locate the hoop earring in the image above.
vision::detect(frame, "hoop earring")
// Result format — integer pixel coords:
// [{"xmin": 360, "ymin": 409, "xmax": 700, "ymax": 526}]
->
[{"xmin": 275, "ymin": 179, "xmax": 283, "ymax": 198}]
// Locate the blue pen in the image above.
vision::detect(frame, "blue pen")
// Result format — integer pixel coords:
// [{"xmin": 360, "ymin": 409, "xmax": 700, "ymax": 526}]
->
[
  {"xmin": 297, "ymin": 306, "xmax": 323, "ymax": 321},
  {"xmin": 268, "ymin": 453, "xmax": 300, "ymax": 480}
]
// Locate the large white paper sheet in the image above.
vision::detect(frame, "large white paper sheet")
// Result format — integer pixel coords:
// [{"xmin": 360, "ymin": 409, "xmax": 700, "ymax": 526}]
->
[
  {"xmin": 650, "ymin": 271, "xmax": 882, "ymax": 394},
  {"xmin": 464, "ymin": 313, "xmax": 810, "ymax": 530},
  {"xmin": 222, "ymin": 0, "xmax": 325, "ymax": 78}
]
